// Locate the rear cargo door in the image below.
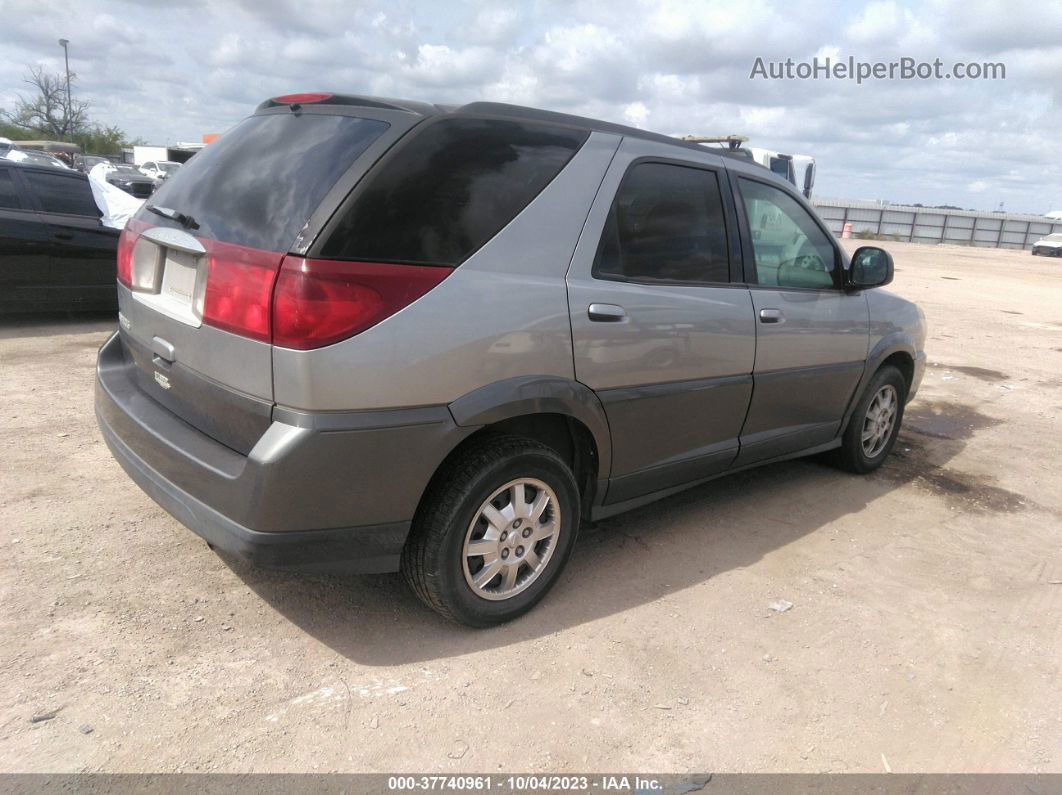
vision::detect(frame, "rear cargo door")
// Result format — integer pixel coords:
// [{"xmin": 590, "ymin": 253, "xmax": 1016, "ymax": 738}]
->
[{"xmin": 116, "ymin": 107, "xmax": 406, "ymax": 453}]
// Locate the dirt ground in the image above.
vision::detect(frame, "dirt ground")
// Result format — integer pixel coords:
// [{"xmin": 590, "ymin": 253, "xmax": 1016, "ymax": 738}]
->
[{"xmin": 1, "ymin": 240, "xmax": 1060, "ymax": 774}]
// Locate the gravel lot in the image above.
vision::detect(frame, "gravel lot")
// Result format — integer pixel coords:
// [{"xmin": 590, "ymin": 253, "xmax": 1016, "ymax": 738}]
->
[{"xmin": 1, "ymin": 240, "xmax": 1060, "ymax": 774}]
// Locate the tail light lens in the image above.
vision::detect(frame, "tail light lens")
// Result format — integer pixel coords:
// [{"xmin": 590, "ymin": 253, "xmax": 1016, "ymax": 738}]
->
[
  {"xmin": 272, "ymin": 258, "xmax": 451, "ymax": 350},
  {"xmin": 201, "ymin": 241, "xmax": 284, "ymax": 342},
  {"xmin": 116, "ymin": 218, "xmax": 150, "ymax": 288},
  {"xmin": 121, "ymin": 225, "xmax": 446, "ymax": 349}
]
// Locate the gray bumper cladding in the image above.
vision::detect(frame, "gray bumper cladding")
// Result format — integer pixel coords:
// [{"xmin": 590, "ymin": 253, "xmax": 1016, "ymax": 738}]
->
[{"xmin": 94, "ymin": 332, "xmax": 471, "ymax": 574}]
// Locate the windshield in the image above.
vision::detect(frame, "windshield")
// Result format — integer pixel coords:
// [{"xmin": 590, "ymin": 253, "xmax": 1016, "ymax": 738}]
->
[
  {"xmin": 142, "ymin": 113, "xmax": 389, "ymax": 252},
  {"xmin": 158, "ymin": 162, "xmax": 180, "ymax": 174},
  {"xmin": 1044, "ymin": 233, "xmax": 1062, "ymax": 242}
]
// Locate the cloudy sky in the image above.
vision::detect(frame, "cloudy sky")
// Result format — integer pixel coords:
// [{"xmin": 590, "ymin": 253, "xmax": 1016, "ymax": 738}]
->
[{"xmin": 2, "ymin": 0, "xmax": 1060, "ymax": 213}]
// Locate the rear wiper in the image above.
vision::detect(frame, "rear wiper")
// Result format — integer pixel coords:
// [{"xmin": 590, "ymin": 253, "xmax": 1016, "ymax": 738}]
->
[{"xmin": 146, "ymin": 204, "xmax": 199, "ymax": 230}]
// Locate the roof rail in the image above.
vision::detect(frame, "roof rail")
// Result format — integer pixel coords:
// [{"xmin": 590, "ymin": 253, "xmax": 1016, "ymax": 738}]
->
[{"xmin": 680, "ymin": 135, "xmax": 749, "ymax": 151}]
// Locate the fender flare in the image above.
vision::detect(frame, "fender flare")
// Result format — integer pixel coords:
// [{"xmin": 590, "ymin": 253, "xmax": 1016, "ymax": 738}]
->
[
  {"xmin": 447, "ymin": 375, "xmax": 613, "ymax": 479},
  {"xmin": 840, "ymin": 334, "xmax": 917, "ymax": 432}
]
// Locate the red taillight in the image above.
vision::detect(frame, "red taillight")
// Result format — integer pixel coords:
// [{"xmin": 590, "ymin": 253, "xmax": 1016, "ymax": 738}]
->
[
  {"xmin": 272, "ymin": 258, "xmax": 451, "ymax": 350},
  {"xmin": 271, "ymin": 92, "xmax": 333, "ymax": 105},
  {"xmin": 201, "ymin": 241, "xmax": 284, "ymax": 342},
  {"xmin": 116, "ymin": 218, "xmax": 149, "ymax": 288}
]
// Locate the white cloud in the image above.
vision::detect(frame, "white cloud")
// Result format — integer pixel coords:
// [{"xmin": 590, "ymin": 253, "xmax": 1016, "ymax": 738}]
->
[
  {"xmin": 623, "ymin": 101, "xmax": 649, "ymax": 127},
  {"xmin": 0, "ymin": 0, "xmax": 1057, "ymax": 212}
]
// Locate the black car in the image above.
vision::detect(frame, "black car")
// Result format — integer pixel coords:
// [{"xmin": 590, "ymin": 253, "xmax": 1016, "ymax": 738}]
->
[
  {"xmin": 75, "ymin": 154, "xmax": 115, "ymax": 173},
  {"xmin": 0, "ymin": 161, "xmax": 119, "ymax": 313},
  {"xmin": 105, "ymin": 164, "xmax": 157, "ymax": 198}
]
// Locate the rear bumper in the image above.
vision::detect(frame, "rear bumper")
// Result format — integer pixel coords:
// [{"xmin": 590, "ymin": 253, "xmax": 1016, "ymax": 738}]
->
[{"xmin": 95, "ymin": 332, "xmax": 472, "ymax": 573}]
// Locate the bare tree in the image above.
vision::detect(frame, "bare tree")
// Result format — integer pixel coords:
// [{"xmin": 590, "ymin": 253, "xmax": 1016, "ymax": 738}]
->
[{"xmin": 2, "ymin": 65, "xmax": 90, "ymax": 139}]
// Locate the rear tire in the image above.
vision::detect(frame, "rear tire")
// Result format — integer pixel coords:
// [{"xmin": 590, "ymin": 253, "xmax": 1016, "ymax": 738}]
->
[
  {"xmin": 834, "ymin": 365, "xmax": 907, "ymax": 474},
  {"xmin": 401, "ymin": 434, "xmax": 580, "ymax": 627}
]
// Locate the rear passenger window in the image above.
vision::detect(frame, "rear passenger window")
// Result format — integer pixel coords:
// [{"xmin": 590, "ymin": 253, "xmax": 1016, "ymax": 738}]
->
[
  {"xmin": 318, "ymin": 118, "xmax": 588, "ymax": 266},
  {"xmin": 594, "ymin": 163, "xmax": 730, "ymax": 284},
  {"xmin": 0, "ymin": 169, "xmax": 19, "ymax": 209},
  {"xmin": 23, "ymin": 171, "xmax": 100, "ymax": 217}
]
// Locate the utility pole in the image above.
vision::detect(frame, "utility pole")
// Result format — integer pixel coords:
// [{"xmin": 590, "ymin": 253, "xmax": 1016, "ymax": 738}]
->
[{"xmin": 58, "ymin": 38, "xmax": 71, "ymax": 134}]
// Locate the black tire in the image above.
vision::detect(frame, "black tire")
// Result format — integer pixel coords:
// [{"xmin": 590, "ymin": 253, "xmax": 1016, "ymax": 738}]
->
[
  {"xmin": 401, "ymin": 434, "xmax": 580, "ymax": 627},
  {"xmin": 834, "ymin": 365, "xmax": 907, "ymax": 474}
]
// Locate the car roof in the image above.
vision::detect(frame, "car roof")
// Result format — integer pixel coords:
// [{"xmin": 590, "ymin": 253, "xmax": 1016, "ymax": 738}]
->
[
  {"xmin": 1, "ymin": 159, "xmax": 86, "ymax": 177},
  {"xmin": 255, "ymin": 93, "xmax": 754, "ymax": 164}
]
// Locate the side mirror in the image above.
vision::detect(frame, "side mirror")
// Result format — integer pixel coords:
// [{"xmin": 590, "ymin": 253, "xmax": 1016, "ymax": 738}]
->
[{"xmin": 848, "ymin": 245, "xmax": 894, "ymax": 289}]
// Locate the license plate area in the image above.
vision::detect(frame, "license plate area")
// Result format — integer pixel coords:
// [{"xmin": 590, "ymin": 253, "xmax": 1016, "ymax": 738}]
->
[{"xmin": 130, "ymin": 227, "xmax": 208, "ymax": 327}]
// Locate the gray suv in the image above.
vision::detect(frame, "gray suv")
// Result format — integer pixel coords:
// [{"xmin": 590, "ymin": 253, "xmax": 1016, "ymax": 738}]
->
[{"xmin": 95, "ymin": 93, "xmax": 926, "ymax": 626}]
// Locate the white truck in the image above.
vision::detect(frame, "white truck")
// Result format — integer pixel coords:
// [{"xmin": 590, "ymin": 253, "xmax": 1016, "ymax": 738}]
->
[{"xmin": 682, "ymin": 135, "xmax": 816, "ymax": 199}]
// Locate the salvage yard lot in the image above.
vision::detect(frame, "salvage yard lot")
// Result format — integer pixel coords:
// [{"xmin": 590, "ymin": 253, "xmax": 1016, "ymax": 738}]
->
[{"xmin": 1, "ymin": 240, "xmax": 1060, "ymax": 773}]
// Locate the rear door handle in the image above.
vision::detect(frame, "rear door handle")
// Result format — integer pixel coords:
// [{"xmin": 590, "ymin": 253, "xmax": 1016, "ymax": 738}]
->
[
  {"xmin": 759, "ymin": 308, "xmax": 785, "ymax": 324},
  {"xmin": 54, "ymin": 232, "xmax": 74, "ymax": 240},
  {"xmin": 588, "ymin": 303, "xmax": 627, "ymax": 322}
]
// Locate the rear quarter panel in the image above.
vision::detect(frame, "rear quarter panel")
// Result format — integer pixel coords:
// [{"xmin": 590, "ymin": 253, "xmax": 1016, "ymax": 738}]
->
[{"xmin": 272, "ymin": 132, "xmax": 623, "ymax": 411}]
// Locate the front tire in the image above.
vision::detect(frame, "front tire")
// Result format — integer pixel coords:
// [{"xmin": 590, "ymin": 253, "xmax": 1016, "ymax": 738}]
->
[
  {"xmin": 834, "ymin": 365, "xmax": 907, "ymax": 474},
  {"xmin": 401, "ymin": 435, "xmax": 580, "ymax": 627}
]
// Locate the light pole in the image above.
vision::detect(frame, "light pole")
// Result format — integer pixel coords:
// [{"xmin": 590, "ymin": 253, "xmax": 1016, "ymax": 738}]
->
[{"xmin": 57, "ymin": 38, "xmax": 71, "ymax": 130}]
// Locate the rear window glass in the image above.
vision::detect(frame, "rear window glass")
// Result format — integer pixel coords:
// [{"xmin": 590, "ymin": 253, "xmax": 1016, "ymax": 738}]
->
[
  {"xmin": 25, "ymin": 171, "xmax": 100, "ymax": 217},
  {"xmin": 142, "ymin": 113, "xmax": 389, "ymax": 252},
  {"xmin": 595, "ymin": 162, "xmax": 730, "ymax": 284},
  {"xmin": 318, "ymin": 118, "xmax": 588, "ymax": 266}
]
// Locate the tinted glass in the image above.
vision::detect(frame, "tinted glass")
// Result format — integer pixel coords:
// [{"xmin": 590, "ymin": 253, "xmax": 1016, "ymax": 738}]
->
[
  {"xmin": 594, "ymin": 163, "xmax": 730, "ymax": 284},
  {"xmin": 739, "ymin": 178, "xmax": 836, "ymax": 289},
  {"xmin": 319, "ymin": 118, "xmax": 588, "ymax": 266},
  {"xmin": 24, "ymin": 171, "xmax": 100, "ymax": 217},
  {"xmin": 142, "ymin": 113, "xmax": 390, "ymax": 252},
  {"xmin": 0, "ymin": 169, "xmax": 20, "ymax": 209}
]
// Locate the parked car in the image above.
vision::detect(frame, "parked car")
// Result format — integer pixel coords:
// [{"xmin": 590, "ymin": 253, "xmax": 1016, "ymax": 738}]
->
[
  {"xmin": 0, "ymin": 161, "xmax": 120, "ymax": 313},
  {"xmin": 95, "ymin": 93, "xmax": 926, "ymax": 626},
  {"xmin": 2, "ymin": 149, "xmax": 71, "ymax": 169},
  {"xmin": 1031, "ymin": 233, "xmax": 1062, "ymax": 256},
  {"xmin": 75, "ymin": 154, "xmax": 115, "ymax": 173},
  {"xmin": 105, "ymin": 163, "xmax": 157, "ymax": 198},
  {"xmin": 138, "ymin": 160, "xmax": 181, "ymax": 181}
]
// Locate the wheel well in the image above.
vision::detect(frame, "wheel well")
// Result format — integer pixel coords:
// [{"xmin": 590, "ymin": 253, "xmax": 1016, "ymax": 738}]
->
[
  {"xmin": 434, "ymin": 413, "xmax": 599, "ymax": 519},
  {"xmin": 880, "ymin": 351, "xmax": 914, "ymax": 396}
]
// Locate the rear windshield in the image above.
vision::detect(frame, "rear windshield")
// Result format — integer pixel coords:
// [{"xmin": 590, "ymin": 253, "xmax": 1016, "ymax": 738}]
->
[
  {"xmin": 317, "ymin": 118, "xmax": 588, "ymax": 266},
  {"xmin": 141, "ymin": 113, "xmax": 389, "ymax": 252}
]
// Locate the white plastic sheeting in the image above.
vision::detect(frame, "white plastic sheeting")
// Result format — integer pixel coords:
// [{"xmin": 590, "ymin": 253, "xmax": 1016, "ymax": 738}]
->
[{"xmin": 88, "ymin": 163, "xmax": 145, "ymax": 229}]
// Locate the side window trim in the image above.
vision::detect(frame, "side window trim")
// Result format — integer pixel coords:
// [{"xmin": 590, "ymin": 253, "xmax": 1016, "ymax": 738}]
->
[
  {"xmin": 729, "ymin": 170, "xmax": 842, "ymax": 291},
  {"xmin": 591, "ymin": 155, "xmax": 741, "ymax": 287}
]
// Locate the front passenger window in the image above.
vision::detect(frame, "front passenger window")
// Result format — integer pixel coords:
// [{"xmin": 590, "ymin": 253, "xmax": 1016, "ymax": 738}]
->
[{"xmin": 739, "ymin": 178, "xmax": 836, "ymax": 289}]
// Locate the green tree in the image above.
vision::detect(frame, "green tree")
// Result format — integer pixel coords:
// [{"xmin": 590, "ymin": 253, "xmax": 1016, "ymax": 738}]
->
[
  {"xmin": 2, "ymin": 65, "xmax": 90, "ymax": 138},
  {"xmin": 0, "ymin": 65, "xmax": 132, "ymax": 155}
]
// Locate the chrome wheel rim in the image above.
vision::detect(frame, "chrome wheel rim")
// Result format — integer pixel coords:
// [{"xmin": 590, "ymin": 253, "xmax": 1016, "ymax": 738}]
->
[
  {"xmin": 862, "ymin": 384, "xmax": 898, "ymax": 458},
  {"xmin": 462, "ymin": 478, "xmax": 561, "ymax": 602}
]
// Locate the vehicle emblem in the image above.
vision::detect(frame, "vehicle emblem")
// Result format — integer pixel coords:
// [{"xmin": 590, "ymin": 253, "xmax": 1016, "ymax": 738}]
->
[{"xmin": 154, "ymin": 371, "xmax": 171, "ymax": 390}]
